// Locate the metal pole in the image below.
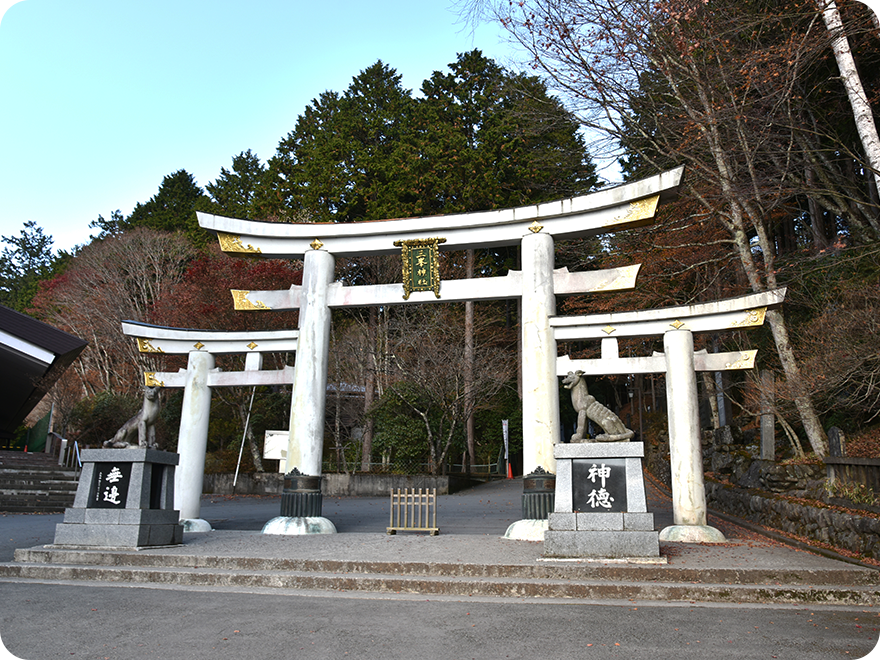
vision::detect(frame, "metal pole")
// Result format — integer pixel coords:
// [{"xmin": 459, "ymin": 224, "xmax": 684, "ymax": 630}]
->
[{"xmin": 233, "ymin": 386, "xmax": 257, "ymax": 491}]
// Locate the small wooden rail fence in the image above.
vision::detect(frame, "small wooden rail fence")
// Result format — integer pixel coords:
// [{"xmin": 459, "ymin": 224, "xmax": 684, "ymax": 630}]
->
[{"xmin": 387, "ymin": 488, "xmax": 439, "ymax": 535}]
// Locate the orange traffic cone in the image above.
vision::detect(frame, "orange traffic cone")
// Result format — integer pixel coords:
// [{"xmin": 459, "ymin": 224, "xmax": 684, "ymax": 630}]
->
[{"xmin": 507, "ymin": 462, "xmax": 513, "ymax": 479}]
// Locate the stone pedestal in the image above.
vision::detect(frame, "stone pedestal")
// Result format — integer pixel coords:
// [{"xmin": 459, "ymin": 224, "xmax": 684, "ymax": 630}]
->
[
  {"xmin": 54, "ymin": 448, "xmax": 182, "ymax": 548},
  {"xmin": 544, "ymin": 442, "xmax": 660, "ymax": 559}
]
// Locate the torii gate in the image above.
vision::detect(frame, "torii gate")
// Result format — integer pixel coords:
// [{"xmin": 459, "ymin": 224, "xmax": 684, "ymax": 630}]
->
[
  {"xmin": 552, "ymin": 288, "xmax": 786, "ymax": 543},
  {"xmin": 121, "ymin": 321, "xmax": 297, "ymax": 531},
  {"xmin": 197, "ymin": 166, "xmax": 684, "ymax": 529}
]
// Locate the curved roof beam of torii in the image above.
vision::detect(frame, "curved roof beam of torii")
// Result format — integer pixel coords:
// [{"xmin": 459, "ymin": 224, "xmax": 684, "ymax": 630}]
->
[{"xmin": 197, "ymin": 167, "xmax": 684, "ymax": 259}]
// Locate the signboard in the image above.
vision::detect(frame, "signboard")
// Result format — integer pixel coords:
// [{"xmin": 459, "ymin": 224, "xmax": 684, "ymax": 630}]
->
[
  {"xmin": 87, "ymin": 462, "xmax": 132, "ymax": 509},
  {"xmin": 572, "ymin": 458, "xmax": 627, "ymax": 512},
  {"xmin": 394, "ymin": 237, "xmax": 446, "ymax": 299}
]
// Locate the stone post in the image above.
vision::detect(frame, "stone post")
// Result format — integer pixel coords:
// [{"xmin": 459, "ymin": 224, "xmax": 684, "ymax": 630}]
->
[
  {"xmin": 288, "ymin": 248, "xmax": 335, "ymax": 479},
  {"xmin": 760, "ymin": 369, "xmax": 776, "ymax": 460},
  {"xmin": 175, "ymin": 350, "xmax": 214, "ymax": 530},
  {"xmin": 520, "ymin": 230, "xmax": 560, "ymax": 475},
  {"xmin": 660, "ymin": 330, "xmax": 725, "ymax": 542}
]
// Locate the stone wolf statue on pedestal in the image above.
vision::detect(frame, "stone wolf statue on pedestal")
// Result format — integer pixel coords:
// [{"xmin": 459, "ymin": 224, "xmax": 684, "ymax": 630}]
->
[
  {"xmin": 563, "ymin": 370, "xmax": 634, "ymax": 443},
  {"xmin": 104, "ymin": 386, "xmax": 161, "ymax": 448}
]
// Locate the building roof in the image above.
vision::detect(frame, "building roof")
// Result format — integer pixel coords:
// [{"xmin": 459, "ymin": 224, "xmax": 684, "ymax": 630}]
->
[{"xmin": 0, "ymin": 305, "xmax": 87, "ymax": 439}]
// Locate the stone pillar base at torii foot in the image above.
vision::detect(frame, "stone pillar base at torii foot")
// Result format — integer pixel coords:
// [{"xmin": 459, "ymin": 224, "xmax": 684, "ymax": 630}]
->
[
  {"xmin": 261, "ymin": 470, "xmax": 337, "ymax": 535},
  {"xmin": 504, "ymin": 467, "xmax": 556, "ymax": 540},
  {"xmin": 181, "ymin": 518, "xmax": 212, "ymax": 533},
  {"xmin": 659, "ymin": 525, "xmax": 726, "ymax": 543},
  {"xmin": 262, "ymin": 517, "xmax": 337, "ymax": 535},
  {"xmin": 503, "ymin": 519, "xmax": 549, "ymax": 541},
  {"xmin": 543, "ymin": 442, "xmax": 662, "ymax": 560}
]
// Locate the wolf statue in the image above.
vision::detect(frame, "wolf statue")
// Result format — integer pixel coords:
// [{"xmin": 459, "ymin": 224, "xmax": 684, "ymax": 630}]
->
[
  {"xmin": 103, "ymin": 386, "xmax": 161, "ymax": 449},
  {"xmin": 562, "ymin": 370, "xmax": 634, "ymax": 443}
]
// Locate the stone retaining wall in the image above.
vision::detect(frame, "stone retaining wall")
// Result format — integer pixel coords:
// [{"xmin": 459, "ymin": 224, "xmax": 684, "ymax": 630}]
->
[
  {"xmin": 705, "ymin": 480, "xmax": 880, "ymax": 562},
  {"xmin": 203, "ymin": 472, "xmax": 479, "ymax": 497}
]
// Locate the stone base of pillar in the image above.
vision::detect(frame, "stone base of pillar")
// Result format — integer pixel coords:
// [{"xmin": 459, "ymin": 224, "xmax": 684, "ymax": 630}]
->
[
  {"xmin": 181, "ymin": 518, "xmax": 212, "ymax": 533},
  {"xmin": 280, "ymin": 490, "xmax": 323, "ymax": 517},
  {"xmin": 521, "ymin": 492, "xmax": 555, "ymax": 520},
  {"xmin": 503, "ymin": 519, "xmax": 548, "ymax": 541},
  {"xmin": 521, "ymin": 468, "xmax": 555, "ymax": 519},
  {"xmin": 280, "ymin": 471, "xmax": 323, "ymax": 517},
  {"xmin": 261, "ymin": 516, "xmax": 337, "ymax": 535},
  {"xmin": 659, "ymin": 524, "xmax": 726, "ymax": 544}
]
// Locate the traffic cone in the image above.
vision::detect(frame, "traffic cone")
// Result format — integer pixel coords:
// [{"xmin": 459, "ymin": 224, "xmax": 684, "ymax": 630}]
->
[{"xmin": 507, "ymin": 462, "xmax": 513, "ymax": 479}]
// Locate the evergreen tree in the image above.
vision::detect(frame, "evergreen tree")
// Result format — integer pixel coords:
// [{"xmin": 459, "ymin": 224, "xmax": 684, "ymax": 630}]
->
[
  {"xmin": 127, "ymin": 169, "xmax": 211, "ymax": 245},
  {"xmin": 0, "ymin": 221, "xmax": 61, "ymax": 312},
  {"xmin": 204, "ymin": 150, "xmax": 267, "ymax": 219},
  {"xmin": 257, "ymin": 61, "xmax": 416, "ymax": 223},
  {"xmin": 414, "ymin": 50, "xmax": 598, "ymax": 216}
]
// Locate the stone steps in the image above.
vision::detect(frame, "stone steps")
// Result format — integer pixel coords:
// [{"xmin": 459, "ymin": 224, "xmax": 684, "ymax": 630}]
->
[
  {"xmin": 3, "ymin": 547, "xmax": 877, "ymax": 605},
  {"xmin": 0, "ymin": 460, "xmax": 79, "ymax": 513}
]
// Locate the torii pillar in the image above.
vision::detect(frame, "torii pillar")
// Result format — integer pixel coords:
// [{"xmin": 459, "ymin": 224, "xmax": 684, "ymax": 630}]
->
[
  {"xmin": 521, "ymin": 230, "xmax": 560, "ymax": 474},
  {"xmin": 288, "ymin": 248, "xmax": 334, "ymax": 478}
]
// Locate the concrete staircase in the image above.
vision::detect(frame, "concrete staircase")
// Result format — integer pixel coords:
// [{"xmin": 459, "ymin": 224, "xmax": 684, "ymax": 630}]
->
[
  {"xmin": 3, "ymin": 544, "xmax": 879, "ymax": 605},
  {"xmin": 0, "ymin": 450, "xmax": 79, "ymax": 513}
]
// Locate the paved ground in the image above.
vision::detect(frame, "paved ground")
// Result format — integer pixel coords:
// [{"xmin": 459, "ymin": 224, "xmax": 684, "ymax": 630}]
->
[
  {"xmin": 1, "ymin": 477, "xmax": 879, "ymax": 659},
  {"xmin": 3, "ymin": 475, "xmax": 861, "ymax": 571}
]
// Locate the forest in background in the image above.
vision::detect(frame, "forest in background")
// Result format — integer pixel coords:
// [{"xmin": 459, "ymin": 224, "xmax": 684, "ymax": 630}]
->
[{"xmin": 3, "ymin": 0, "xmax": 880, "ymax": 473}]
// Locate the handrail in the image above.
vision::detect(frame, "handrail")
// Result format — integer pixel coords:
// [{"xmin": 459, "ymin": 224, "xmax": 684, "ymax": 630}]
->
[{"xmin": 59, "ymin": 439, "xmax": 82, "ymax": 475}]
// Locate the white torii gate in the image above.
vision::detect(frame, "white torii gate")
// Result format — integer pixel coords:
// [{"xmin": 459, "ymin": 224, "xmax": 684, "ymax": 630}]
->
[
  {"xmin": 121, "ymin": 321, "xmax": 297, "ymax": 531},
  {"xmin": 197, "ymin": 167, "xmax": 684, "ymax": 529},
  {"xmin": 552, "ymin": 288, "xmax": 786, "ymax": 543}
]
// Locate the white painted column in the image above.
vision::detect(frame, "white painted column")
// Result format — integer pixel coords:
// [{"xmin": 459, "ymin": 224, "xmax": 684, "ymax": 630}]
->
[
  {"xmin": 288, "ymin": 248, "xmax": 335, "ymax": 477},
  {"xmin": 663, "ymin": 330, "xmax": 706, "ymax": 525},
  {"xmin": 521, "ymin": 231, "xmax": 560, "ymax": 474},
  {"xmin": 175, "ymin": 350, "xmax": 214, "ymax": 527}
]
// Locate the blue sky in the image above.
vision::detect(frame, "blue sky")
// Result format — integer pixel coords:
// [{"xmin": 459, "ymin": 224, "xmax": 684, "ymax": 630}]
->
[{"xmin": 0, "ymin": 0, "xmax": 520, "ymax": 252}]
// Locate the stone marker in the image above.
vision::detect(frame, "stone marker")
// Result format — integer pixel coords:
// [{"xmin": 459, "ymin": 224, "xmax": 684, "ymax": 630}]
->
[
  {"xmin": 54, "ymin": 448, "xmax": 181, "ymax": 548},
  {"xmin": 543, "ymin": 442, "xmax": 661, "ymax": 559},
  {"xmin": 828, "ymin": 426, "xmax": 847, "ymax": 458}
]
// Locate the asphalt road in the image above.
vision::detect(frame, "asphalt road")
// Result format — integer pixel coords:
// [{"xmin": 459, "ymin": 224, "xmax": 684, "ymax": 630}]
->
[{"xmin": 1, "ymin": 581, "xmax": 878, "ymax": 660}]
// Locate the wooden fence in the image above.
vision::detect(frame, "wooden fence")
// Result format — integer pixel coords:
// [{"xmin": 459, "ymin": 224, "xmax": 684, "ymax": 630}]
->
[
  {"xmin": 825, "ymin": 457, "xmax": 880, "ymax": 493},
  {"xmin": 387, "ymin": 488, "xmax": 439, "ymax": 535}
]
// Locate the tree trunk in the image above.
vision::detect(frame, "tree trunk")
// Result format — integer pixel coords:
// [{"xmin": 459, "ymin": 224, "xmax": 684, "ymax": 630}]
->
[
  {"xmin": 247, "ymin": 424, "xmax": 264, "ymax": 473},
  {"xmin": 727, "ymin": 199, "xmax": 829, "ymax": 456},
  {"xmin": 765, "ymin": 308, "xmax": 829, "ymax": 456},
  {"xmin": 805, "ymin": 167, "xmax": 830, "ymax": 251},
  {"xmin": 701, "ymin": 371, "xmax": 720, "ymax": 430},
  {"xmin": 819, "ymin": 0, "xmax": 880, "ymax": 202},
  {"xmin": 360, "ymin": 307, "xmax": 378, "ymax": 471}
]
